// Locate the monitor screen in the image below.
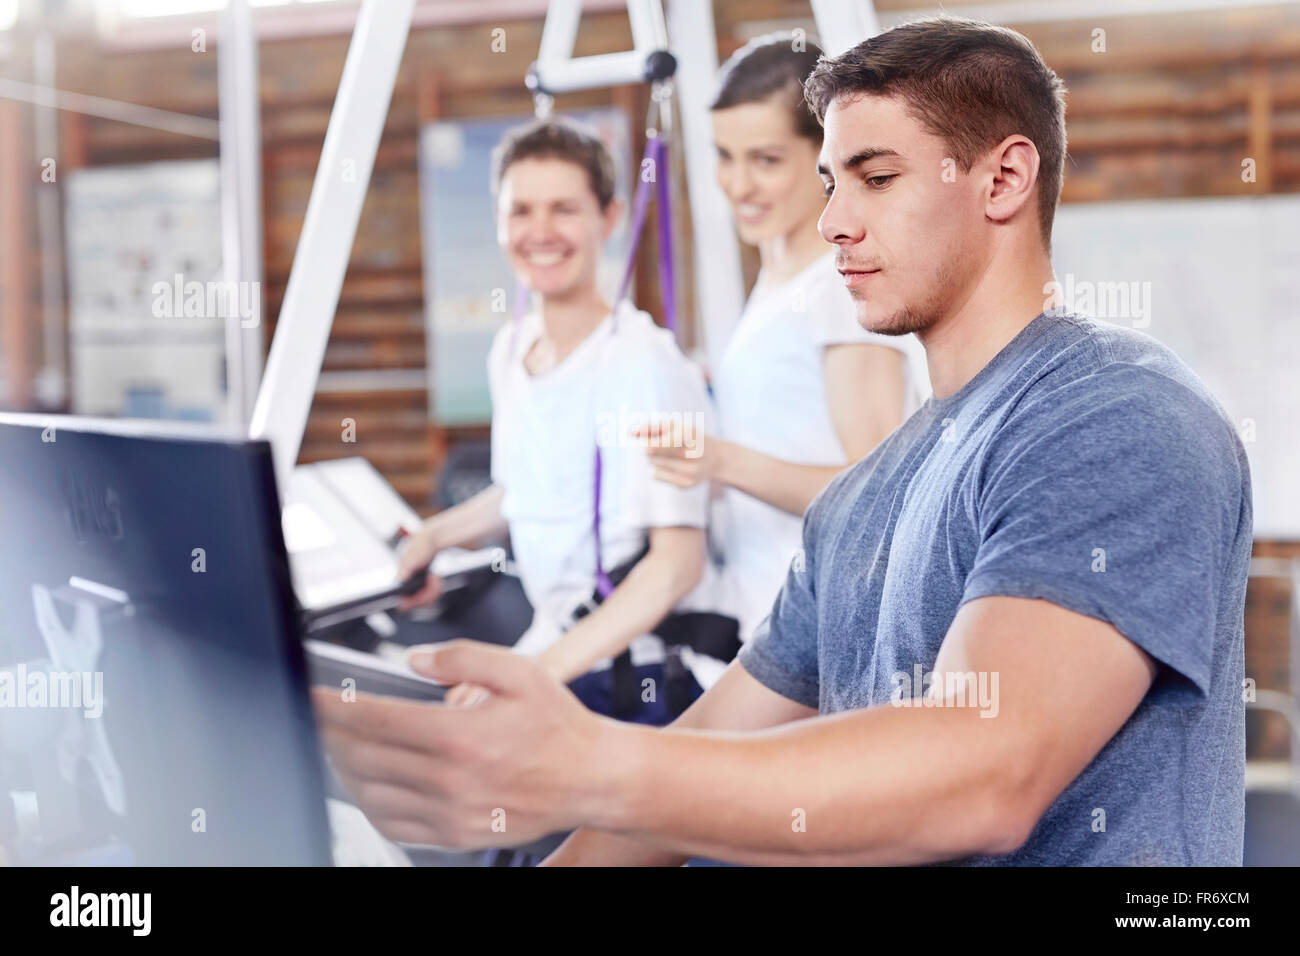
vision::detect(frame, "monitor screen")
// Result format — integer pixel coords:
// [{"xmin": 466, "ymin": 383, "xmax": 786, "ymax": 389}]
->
[{"xmin": 0, "ymin": 414, "xmax": 332, "ymax": 865}]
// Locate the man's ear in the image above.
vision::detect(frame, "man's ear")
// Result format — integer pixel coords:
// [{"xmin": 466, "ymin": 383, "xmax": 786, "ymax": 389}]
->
[
  {"xmin": 984, "ymin": 134, "xmax": 1040, "ymax": 226},
  {"xmin": 602, "ymin": 196, "xmax": 626, "ymax": 241}
]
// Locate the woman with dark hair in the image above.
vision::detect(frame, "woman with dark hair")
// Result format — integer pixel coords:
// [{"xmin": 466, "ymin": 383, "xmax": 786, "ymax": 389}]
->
[{"xmin": 645, "ymin": 33, "xmax": 926, "ymax": 651}]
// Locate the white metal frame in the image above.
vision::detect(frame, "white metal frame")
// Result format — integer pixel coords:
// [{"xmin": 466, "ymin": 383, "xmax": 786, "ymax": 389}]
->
[
  {"xmin": 218, "ymin": 0, "xmax": 264, "ymax": 427},
  {"xmin": 249, "ymin": 0, "xmax": 416, "ymax": 489},
  {"xmin": 810, "ymin": 0, "xmax": 880, "ymax": 58},
  {"xmin": 665, "ymin": 0, "xmax": 741, "ymax": 369},
  {"xmin": 531, "ymin": 0, "xmax": 668, "ymax": 95}
]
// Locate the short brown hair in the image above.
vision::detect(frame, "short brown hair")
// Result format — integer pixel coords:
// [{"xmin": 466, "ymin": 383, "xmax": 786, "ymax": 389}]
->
[
  {"xmin": 710, "ymin": 32, "xmax": 824, "ymax": 145},
  {"xmin": 491, "ymin": 118, "xmax": 618, "ymax": 211},
  {"xmin": 804, "ymin": 17, "xmax": 1067, "ymax": 244}
]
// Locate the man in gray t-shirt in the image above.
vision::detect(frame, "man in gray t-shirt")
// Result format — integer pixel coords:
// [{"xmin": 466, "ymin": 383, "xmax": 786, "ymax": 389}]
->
[
  {"xmin": 739, "ymin": 308, "xmax": 1252, "ymax": 865},
  {"xmin": 311, "ymin": 21, "xmax": 1255, "ymax": 867}
]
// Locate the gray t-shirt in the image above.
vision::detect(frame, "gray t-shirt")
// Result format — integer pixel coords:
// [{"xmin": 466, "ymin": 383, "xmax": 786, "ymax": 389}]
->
[{"xmin": 738, "ymin": 310, "xmax": 1252, "ymax": 865}]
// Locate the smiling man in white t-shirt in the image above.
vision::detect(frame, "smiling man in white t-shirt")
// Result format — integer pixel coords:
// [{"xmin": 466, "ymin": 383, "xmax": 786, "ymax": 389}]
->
[{"xmin": 396, "ymin": 118, "xmax": 727, "ymax": 719}]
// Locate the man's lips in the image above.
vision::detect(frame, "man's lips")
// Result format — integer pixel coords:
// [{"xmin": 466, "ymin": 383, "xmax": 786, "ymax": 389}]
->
[{"xmin": 838, "ymin": 266, "xmax": 881, "ymax": 288}]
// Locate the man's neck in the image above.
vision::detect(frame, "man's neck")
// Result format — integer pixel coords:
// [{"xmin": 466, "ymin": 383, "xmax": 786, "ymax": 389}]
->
[
  {"xmin": 757, "ymin": 215, "xmax": 828, "ymax": 287},
  {"xmin": 535, "ymin": 285, "xmax": 612, "ymax": 360},
  {"xmin": 917, "ymin": 243, "xmax": 1056, "ymax": 400}
]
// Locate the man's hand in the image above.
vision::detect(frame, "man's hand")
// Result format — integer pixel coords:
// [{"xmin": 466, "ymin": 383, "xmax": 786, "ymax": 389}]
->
[
  {"xmin": 310, "ymin": 640, "xmax": 631, "ymax": 849},
  {"xmin": 541, "ymin": 661, "xmax": 817, "ymax": 866},
  {"xmin": 393, "ymin": 485, "xmax": 509, "ymax": 612},
  {"xmin": 443, "ymin": 681, "xmax": 490, "ymax": 708},
  {"xmin": 395, "ymin": 528, "xmax": 444, "ymax": 611}
]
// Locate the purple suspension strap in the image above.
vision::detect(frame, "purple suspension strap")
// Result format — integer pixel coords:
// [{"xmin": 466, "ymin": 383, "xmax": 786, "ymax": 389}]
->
[
  {"xmin": 654, "ymin": 136, "xmax": 677, "ymax": 336},
  {"xmin": 592, "ymin": 132, "xmax": 675, "ymax": 597},
  {"xmin": 592, "ymin": 444, "xmax": 615, "ymax": 598},
  {"xmin": 614, "ymin": 134, "xmax": 676, "ymax": 334}
]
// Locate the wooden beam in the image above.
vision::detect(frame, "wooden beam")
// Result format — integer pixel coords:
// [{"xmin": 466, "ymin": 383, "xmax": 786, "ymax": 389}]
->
[
  {"xmin": 0, "ymin": 101, "xmax": 34, "ymax": 409},
  {"xmin": 1247, "ymin": 59, "xmax": 1275, "ymax": 191}
]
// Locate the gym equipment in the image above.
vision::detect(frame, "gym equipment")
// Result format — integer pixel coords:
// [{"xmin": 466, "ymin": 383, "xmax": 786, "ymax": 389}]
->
[
  {"xmin": 0, "ymin": 413, "xmax": 332, "ymax": 865},
  {"xmin": 285, "ymin": 456, "xmax": 528, "ymax": 644}
]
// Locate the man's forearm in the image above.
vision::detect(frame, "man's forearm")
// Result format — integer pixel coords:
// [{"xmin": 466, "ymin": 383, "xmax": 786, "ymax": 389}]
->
[
  {"xmin": 539, "ymin": 829, "xmax": 688, "ymax": 867},
  {"xmin": 422, "ymin": 484, "xmax": 507, "ymax": 551},
  {"xmin": 584, "ymin": 702, "xmax": 1031, "ymax": 866},
  {"xmin": 542, "ymin": 672, "xmax": 723, "ymax": 868}
]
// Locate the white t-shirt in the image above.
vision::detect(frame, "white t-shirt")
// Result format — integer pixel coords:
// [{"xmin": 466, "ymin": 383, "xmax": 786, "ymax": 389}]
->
[
  {"xmin": 488, "ymin": 299, "xmax": 724, "ymax": 685},
  {"xmin": 711, "ymin": 252, "xmax": 929, "ymax": 642}
]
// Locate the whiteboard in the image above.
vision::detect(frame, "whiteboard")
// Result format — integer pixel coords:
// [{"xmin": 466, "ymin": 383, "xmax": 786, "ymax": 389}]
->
[
  {"xmin": 64, "ymin": 159, "xmax": 226, "ymax": 422},
  {"xmin": 1051, "ymin": 196, "xmax": 1300, "ymax": 539}
]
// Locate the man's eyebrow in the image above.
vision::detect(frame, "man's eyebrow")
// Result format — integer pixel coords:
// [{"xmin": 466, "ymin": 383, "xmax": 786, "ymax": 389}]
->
[{"xmin": 817, "ymin": 147, "xmax": 903, "ymax": 177}]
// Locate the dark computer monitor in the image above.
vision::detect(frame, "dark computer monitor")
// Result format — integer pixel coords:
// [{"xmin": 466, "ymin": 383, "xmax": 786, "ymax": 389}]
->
[{"xmin": 0, "ymin": 413, "xmax": 332, "ymax": 865}]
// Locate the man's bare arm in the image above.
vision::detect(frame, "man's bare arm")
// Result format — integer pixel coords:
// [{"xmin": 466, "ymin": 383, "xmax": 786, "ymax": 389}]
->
[
  {"xmin": 586, "ymin": 596, "xmax": 1156, "ymax": 864},
  {"xmin": 313, "ymin": 596, "xmax": 1156, "ymax": 863},
  {"xmin": 540, "ymin": 661, "xmax": 817, "ymax": 866},
  {"xmin": 418, "ymin": 483, "xmax": 508, "ymax": 553},
  {"xmin": 396, "ymin": 484, "xmax": 508, "ymax": 609}
]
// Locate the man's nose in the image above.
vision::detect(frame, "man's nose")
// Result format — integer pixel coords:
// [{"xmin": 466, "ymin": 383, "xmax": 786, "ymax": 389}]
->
[
  {"xmin": 522, "ymin": 212, "xmax": 559, "ymax": 243},
  {"xmin": 818, "ymin": 188, "xmax": 864, "ymax": 246}
]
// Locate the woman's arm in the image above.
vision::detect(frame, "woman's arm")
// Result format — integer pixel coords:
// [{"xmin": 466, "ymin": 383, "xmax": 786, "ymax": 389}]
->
[
  {"xmin": 707, "ymin": 440, "xmax": 845, "ymax": 516},
  {"xmin": 533, "ymin": 525, "xmax": 706, "ymax": 684},
  {"xmin": 821, "ymin": 342, "xmax": 906, "ymax": 461},
  {"xmin": 443, "ymin": 524, "xmax": 708, "ymax": 706},
  {"xmin": 645, "ymin": 343, "xmax": 907, "ymax": 516}
]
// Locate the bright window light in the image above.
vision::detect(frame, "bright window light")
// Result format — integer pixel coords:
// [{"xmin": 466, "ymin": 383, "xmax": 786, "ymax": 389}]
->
[
  {"xmin": 116, "ymin": 0, "xmax": 338, "ymax": 18},
  {"xmin": 120, "ymin": 0, "xmax": 226, "ymax": 14},
  {"xmin": 0, "ymin": 0, "xmax": 17, "ymax": 32}
]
